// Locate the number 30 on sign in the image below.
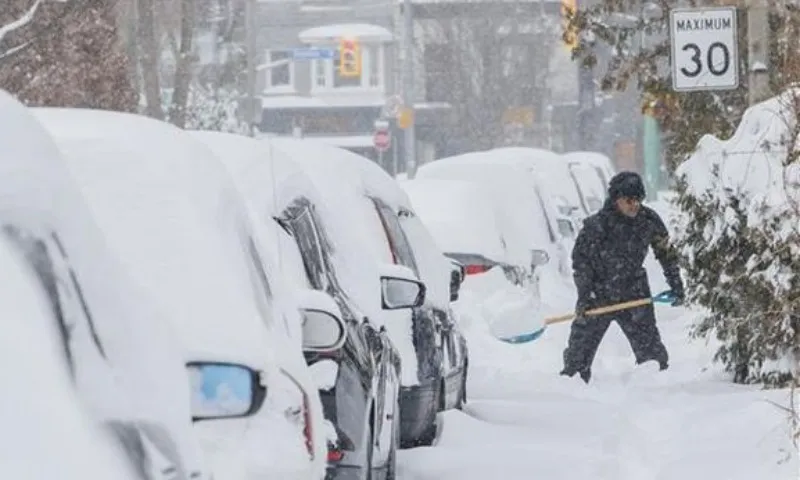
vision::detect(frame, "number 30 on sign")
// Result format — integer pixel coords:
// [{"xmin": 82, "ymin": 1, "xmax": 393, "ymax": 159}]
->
[{"xmin": 669, "ymin": 7, "xmax": 739, "ymax": 92}]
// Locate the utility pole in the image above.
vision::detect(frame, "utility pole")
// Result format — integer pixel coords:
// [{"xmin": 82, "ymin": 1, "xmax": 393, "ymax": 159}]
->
[
  {"xmin": 245, "ymin": 0, "xmax": 258, "ymax": 136},
  {"xmin": 402, "ymin": 0, "xmax": 417, "ymax": 178},
  {"xmin": 747, "ymin": 0, "xmax": 770, "ymax": 105}
]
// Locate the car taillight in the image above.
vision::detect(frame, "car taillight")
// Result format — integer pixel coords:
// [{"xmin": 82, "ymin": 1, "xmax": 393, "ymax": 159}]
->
[
  {"xmin": 278, "ymin": 369, "xmax": 316, "ymax": 460},
  {"xmin": 464, "ymin": 264, "xmax": 492, "ymax": 275},
  {"xmin": 327, "ymin": 445, "xmax": 345, "ymax": 463}
]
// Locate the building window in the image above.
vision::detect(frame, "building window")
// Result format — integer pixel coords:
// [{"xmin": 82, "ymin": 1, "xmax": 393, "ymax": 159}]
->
[
  {"xmin": 313, "ymin": 59, "xmax": 327, "ymax": 89},
  {"xmin": 265, "ymin": 50, "xmax": 293, "ymax": 90},
  {"xmin": 311, "ymin": 44, "xmax": 384, "ymax": 91},
  {"xmin": 368, "ymin": 45, "xmax": 382, "ymax": 88}
]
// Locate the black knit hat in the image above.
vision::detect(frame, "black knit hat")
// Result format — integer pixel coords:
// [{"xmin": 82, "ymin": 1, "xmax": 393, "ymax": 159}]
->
[{"xmin": 608, "ymin": 171, "xmax": 645, "ymax": 201}]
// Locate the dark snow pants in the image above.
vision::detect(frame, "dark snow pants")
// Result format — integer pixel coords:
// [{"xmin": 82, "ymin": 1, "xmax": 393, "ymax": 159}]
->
[{"xmin": 562, "ymin": 303, "xmax": 668, "ymax": 377}]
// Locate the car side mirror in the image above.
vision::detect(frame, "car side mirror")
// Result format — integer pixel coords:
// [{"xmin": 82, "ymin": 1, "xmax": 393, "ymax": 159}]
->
[
  {"xmin": 379, "ymin": 264, "xmax": 426, "ymax": 310},
  {"xmin": 187, "ymin": 362, "xmax": 266, "ymax": 422},
  {"xmin": 531, "ymin": 249, "xmax": 550, "ymax": 268},
  {"xmin": 448, "ymin": 259, "xmax": 465, "ymax": 302},
  {"xmin": 296, "ymin": 289, "xmax": 347, "ymax": 352}
]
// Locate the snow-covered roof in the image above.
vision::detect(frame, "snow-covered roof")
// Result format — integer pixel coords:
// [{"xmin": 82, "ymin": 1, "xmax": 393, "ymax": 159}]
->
[
  {"xmin": 306, "ymin": 135, "xmax": 374, "ymax": 148},
  {"xmin": 260, "ymin": 94, "xmax": 385, "ymax": 109},
  {"xmin": 299, "ymin": 23, "xmax": 394, "ymax": 43}
]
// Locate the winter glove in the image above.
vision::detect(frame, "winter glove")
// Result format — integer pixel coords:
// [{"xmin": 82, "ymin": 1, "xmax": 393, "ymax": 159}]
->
[
  {"xmin": 668, "ymin": 290, "xmax": 685, "ymax": 307},
  {"xmin": 575, "ymin": 292, "xmax": 594, "ymax": 318}
]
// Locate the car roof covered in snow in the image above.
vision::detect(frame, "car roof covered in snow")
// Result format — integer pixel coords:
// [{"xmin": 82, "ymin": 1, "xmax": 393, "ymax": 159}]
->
[
  {"xmin": 417, "ymin": 155, "xmax": 553, "ymax": 261},
  {"xmin": 32, "ymin": 107, "xmax": 278, "ymax": 370},
  {"xmin": 461, "ymin": 147, "xmax": 587, "ymax": 214},
  {"xmin": 400, "ymin": 177, "xmax": 507, "ymax": 263}
]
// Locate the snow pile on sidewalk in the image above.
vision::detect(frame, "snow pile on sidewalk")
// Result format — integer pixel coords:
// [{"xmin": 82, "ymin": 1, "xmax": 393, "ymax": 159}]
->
[{"xmin": 672, "ymin": 89, "xmax": 800, "ymax": 386}]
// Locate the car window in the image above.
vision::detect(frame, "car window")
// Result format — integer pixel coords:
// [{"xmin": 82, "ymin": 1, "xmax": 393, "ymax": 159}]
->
[
  {"xmin": 272, "ymin": 218, "xmax": 313, "ymax": 290},
  {"xmin": 532, "ymin": 189, "xmax": 558, "ymax": 243},
  {"xmin": 373, "ymin": 200, "xmax": 419, "ymax": 275},
  {"xmin": 281, "ymin": 205, "xmax": 332, "ymax": 293}
]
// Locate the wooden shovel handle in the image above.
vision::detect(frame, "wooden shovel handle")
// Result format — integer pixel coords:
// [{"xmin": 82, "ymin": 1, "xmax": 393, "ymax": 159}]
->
[{"xmin": 544, "ymin": 298, "xmax": 654, "ymax": 326}]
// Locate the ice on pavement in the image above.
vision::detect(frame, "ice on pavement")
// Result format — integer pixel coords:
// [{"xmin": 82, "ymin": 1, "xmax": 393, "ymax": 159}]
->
[{"xmin": 397, "ymin": 203, "xmax": 798, "ymax": 480}]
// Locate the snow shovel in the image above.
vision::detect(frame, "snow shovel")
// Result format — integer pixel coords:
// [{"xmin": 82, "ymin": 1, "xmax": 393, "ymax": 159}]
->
[{"xmin": 497, "ymin": 290, "xmax": 678, "ymax": 345}]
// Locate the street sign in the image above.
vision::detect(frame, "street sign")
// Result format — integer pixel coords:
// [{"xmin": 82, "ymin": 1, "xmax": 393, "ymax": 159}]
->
[
  {"xmin": 670, "ymin": 7, "xmax": 739, "ymax": 92},
  {"xmin": 291, "ymin": 48, "xmax": 335, "ymax": 61},
  {"xmin": 373, "ymin": 120, "xmax": 391, "ymax": 152},
  {"xmin": 397, "ymin": 107, "xmax": 414, "ymax": 130},
  {"xmin": 383, "ymin": 95, "xmax": 403, "ymax": 118}
]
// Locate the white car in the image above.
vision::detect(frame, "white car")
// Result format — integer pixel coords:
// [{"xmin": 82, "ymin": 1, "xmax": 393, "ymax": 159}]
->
[
  {"xmin": 190, "ymin": 131, "xmax": 405, "ymax": 480},
  {"xmin": 401, "ymin": 177, "xmax": 549, "ymax": 343},
  {"xmin": 562, "ymin": 150, "xmax": 617, "ymax": 190},
  {"xmin": 2, "ymin": 91, "xmax": 209, "ymax": 480},
  {"xmin": 487, "ymin": 147, "xmax": 590, "ymax": 223},
  {"xmin": 0, "ymin": 232, "xmax": 139, "ymax": 480},
  {"xmin": 34, "ymin": 108, "xmax": 333, "ymax": 480},
  {"xmin": 277, "ymin": 139, "xmax": 469, "ymax": 447},
  {"xmin": 415, "ymin": 155, "xmax": 558, "ymax": 286}
]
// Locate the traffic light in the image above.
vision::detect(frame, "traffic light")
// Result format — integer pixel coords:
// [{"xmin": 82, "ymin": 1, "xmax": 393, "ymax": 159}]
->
[
  {"xmin": 338, "ymin": 38, "xmax": 361, "ymax": 77},
  {"xmin": 561, "ymin": 0, "xmax": 578, "ymax": 51}
]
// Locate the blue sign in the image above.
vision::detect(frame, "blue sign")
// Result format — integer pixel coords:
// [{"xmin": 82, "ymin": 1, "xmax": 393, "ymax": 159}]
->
[{"xmin": 291, "ymin": 48, "xmax": 335, "ymax": 61}]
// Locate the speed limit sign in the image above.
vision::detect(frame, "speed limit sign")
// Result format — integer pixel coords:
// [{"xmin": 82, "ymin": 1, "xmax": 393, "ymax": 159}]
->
[{"xmin": 670, "ymin": 7, "xmax": 739, "ymax": 92}]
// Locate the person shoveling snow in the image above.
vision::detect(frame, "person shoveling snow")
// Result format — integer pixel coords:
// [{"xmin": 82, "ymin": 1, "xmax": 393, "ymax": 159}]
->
[{"xmin": 560, "ymin": 172, "xmax": 685, "ymax": 384}]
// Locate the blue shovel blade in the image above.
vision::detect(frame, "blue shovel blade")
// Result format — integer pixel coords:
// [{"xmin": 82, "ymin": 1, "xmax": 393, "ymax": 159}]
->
[
  {"xmin": 652, "ymin": 290, "xmax": 677, "ymax": 304},
  {"xmin": 497, "ymin": 327, "xmax": 545, "ymax": 344}
]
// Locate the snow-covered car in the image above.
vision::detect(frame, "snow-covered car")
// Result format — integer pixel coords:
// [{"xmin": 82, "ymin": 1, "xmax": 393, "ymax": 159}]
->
[
  {"xmin": 566, "ymin": 160, "xmax": 607, "ymax": 214},
  {"xmin": 424, "ymin": 150, "xmax": 579, "ymax": 278},
  {"xmin": 0, "ymin": 232, "xmax": 140, "ymax": 480},
  {"xmin": 2, "ymin": 92, "xmax": 209, "ymax": 480},
  {"xmin": 277, "ymin": 138, "xmax": 469, "ymax": 447},
  {"xmin": 400, "ymin": 177, "xmax": 550, "ymax": 343},
  {"xmin": 415, "ymin": 154, "xmax": 560, "ymax": 287},
  {"xmin": 486, "ymin": 147, "xmax": 590, "ymax": 223},
  {"xmin": 189, "ymin": 131, "xmax": 405, "ymax": 480},
  {"xmin": 33, "ymin": 108, "xmax": 332, "ymax": 480},
  {"xmin": 562, "ymin": 150, "xmax": 617, "ymax": 190}
]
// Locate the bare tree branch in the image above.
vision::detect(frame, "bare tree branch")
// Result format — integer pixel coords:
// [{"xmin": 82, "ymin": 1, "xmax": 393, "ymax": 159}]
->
[{"xmin": 0, "ymin": 0, "xmax": 43, "ymax": 47}]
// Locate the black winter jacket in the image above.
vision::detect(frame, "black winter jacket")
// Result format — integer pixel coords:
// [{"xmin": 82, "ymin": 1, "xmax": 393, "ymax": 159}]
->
[{"xmin": 572, "ymin": 199, "xmax": 683, "ymax": 306}]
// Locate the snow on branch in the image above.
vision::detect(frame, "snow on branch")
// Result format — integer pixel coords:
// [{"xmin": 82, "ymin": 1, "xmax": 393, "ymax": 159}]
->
[{"xmin": 0, "ymin": 0, "xmax": 44, "ymax": 47}]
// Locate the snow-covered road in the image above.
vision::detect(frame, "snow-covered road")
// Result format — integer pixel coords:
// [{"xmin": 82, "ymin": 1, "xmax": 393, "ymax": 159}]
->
[{"xmin": 397, "ymin": 257, "xmax": 799, "ymax": 480}]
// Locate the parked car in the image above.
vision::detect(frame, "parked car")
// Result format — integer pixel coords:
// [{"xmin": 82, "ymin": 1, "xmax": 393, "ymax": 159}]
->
[
  {"xmin": 0, "ymin": 232, "xmax": 140, "ymax": 480},
  {"xmin": 33, "ymin": 108, "xmax": 333, "ymax": 480},
  {"xmin": 401, "ymin": 177, "xmax": 551, "ymax": 341},
  {"xmin": 279, "ymin": 139, "xmax": 470, "ymax": 447},
  {"xmin": 566, "ymin": 159, "xmax": 607, "ymax": 214},
  {"xmin": 189, "ymin": 131, "xmax": 409, "ymax": 480},
  {"xmin": 416, "ymin": 154, "xmax": 559, "ymax": 287},
  {"xmin": 486, "ymin": 147, "xmax": 590, "ymax": 223},
  {"xmin": 2, "ymin": 92, "xmax": 209, "ymax": 480},
  {"xmin": 562, "ymin": 150, "xmax": 617, "ymax": 189}
]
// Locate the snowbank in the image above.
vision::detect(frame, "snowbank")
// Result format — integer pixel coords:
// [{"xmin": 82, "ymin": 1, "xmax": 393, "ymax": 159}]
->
[{"xmin": 673, "ymin": 89, "xmax": 800, "ymax": 386}]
